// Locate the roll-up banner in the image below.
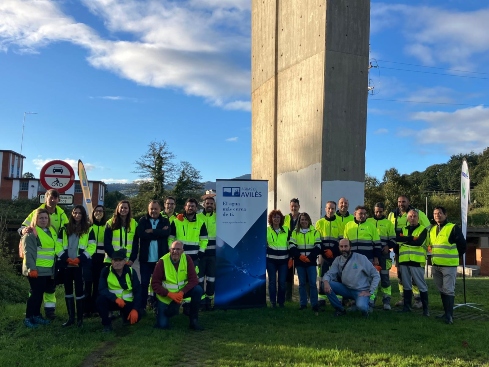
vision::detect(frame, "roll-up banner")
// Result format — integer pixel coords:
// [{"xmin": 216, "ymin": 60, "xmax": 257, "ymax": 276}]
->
[
  {"xmin": 215, "ymin": 179, "xmax": 268, "ymax": 309},
  {"xmin": 461, "ymin": 159, "xmax": 469, "ymax": 239},
  {"xmin": 78, "ymin": 160, "xmax": 93, "ymax": 216}
]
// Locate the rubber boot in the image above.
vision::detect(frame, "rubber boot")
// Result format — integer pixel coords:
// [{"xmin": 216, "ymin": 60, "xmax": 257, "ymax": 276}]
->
[
  {"xmin": 436, "ymin": 293, "xmax": 448, "ymax": 320},
  {"xmin": 400, "ymin": 290, "xmax": 412, "ymax": 312},
  {"xmin": 420, "ymin": 291, "xmax": 429, "ymax": 316},
  {"xmin": 446, "ymin": 295, "xmax": 454, "ymax": 324},
  {"xmin": 62, "ymin": 298, "xmax": 75, "ymax": 327},
  {"xmin": 76, "ymin": 299, "xmax": 84, "ymax": 327},
  {"xmin": 44, "ymin": 307, "xmax": 56, "ymax": 320}
]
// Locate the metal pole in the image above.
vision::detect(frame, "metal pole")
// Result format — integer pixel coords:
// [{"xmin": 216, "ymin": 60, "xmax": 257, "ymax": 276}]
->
[{"xmin": 21, "ymin": 112, "xmax": 37, "ymax": 155}]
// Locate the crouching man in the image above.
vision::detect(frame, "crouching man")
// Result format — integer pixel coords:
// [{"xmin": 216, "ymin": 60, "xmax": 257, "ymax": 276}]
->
[
  {"xmin": 97, "ymin": 249, "xmax": 141, "ymax": 332},
  {"xmin": 322, "ymin": 239, "xmax": 380, "ymax": 318},
  {"xmin": 151, "ymin": 240, "xmax": 204, "ymax": 331}
]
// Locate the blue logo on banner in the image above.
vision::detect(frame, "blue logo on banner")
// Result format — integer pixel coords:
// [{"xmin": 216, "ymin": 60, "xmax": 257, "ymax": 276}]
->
[{"xmin": 223, "ymin": 187, "xmax": 240, "ymax": 197}]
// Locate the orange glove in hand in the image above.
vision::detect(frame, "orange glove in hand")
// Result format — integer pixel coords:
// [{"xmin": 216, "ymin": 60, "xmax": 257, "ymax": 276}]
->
[
  {"xmin": 299, "ymin": 255, "xmax": 310, "ymax": 263},
  {"xmin": 427, "ymin": 245, "xmax": 432, "ymax": 252},
  {"xmin": 413, "ymin": 237, "xmax": 419, "ymax": 241},
  {"xmin": 70, "ymin": 258, "xmax": 80, "ymax": 266},
  {"xmin": 115, "ymin": 298, "xmax": 126, "ymax": 308},
  {"xmin": 127, "ymin": 309, "xmax": 138, "ymax": 325},
  {"xmin": 177, "ymin": 213, "xmax": 184, "ymax": 222},
  {"xmin": 66, "ymin": 258, "xmax": 73, "ymax": 263},
  {"xmin": 168, "ymin": 291, "xmax": 184, "ymax": 304},
  {"xmin": 28, "ymin": 270, "xmax": 38, "ymax": 278},
  {"xmin": 374, "ymin": 265, "xmax": 382, "ymax": 272},
  {"xmin": 324, "ymin": 249, "xmax": 334, "ymax": 259},
  {"xmin": 288, "ymin": 258, "xmax": 293, "ymax": 269}
]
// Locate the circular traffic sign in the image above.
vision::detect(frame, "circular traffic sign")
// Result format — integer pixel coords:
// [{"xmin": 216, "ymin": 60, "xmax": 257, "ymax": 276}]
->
[{"xmin": 40, "ymin": 160, "xmax": 75, "ymax": 193}]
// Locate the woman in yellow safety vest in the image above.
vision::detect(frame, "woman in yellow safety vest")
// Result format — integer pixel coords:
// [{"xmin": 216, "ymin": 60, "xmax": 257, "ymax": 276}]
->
[
  {"xmin": 104, "ymin": 200, "xmax": 139, "ymax": 266},
  {"xmin": 21, "ymin": 208, "xmax": 60, "ymax": 328},
  {"xmin": 57, "ymin": 205, "xmax": 95, "ymax": 328}
]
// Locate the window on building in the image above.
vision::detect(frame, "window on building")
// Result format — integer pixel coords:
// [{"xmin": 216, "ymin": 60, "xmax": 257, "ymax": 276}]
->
[
  {"xmin": 20, "ymin": 181, "xmax": 29, "ymax": 191},
  {"xmin": 75, "ymin": 183, "xmax": 82, "ymax": 193}
]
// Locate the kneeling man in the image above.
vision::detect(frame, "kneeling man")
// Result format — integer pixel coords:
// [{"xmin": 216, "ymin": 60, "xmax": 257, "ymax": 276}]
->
[
  {"xmin": 322, "ymin": 239, "xmax": 380, "ymax": 317},
  {"xmin": 152, "ymin": 240, "xmax": 204, "ymax": 330},
  {"xmin": 97, "ymin": 249, "xmax": 141, "ymax": 332}
]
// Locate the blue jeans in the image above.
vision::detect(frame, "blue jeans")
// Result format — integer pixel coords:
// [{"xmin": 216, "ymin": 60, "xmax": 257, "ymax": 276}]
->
[
  {"xmin": 156, "ymin": 286, "xmax": 203, "ymax": 328},
  {"xmin": 266, "ymin": 259, "xmax": 287, "ymax": 306},
  {"xmin": 326, "ymin": 281, "xmax": 370, "ymax": 313},
  {"xmin": 296, "ymin": 266, "xmax": 318, "ymax": 307},
  {"xmin": 139, "ymin": 262, "xmax": 157, "ymax": 310}
]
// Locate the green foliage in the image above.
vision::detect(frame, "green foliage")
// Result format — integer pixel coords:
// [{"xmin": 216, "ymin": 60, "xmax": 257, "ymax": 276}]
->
[
  {"xmin": 468, "ymin": 207, "xmax": 489, "ymax": 227},
  {"xmin": 171, "ymin": 161, "xmax": 204, "ymax": 212},
  {"xmin": 427, "ymin": 194, "xmax": 461, "ymax": 224},
  {"xmin": 473, "ymin": 175, "xmax": 489, "ymax": 207},
  {"xmin": 0, "ymin": 198, "xmax": 39, "ymax": 223},
  {"xmin": 364, "ymin": 174, "xmax": 383, "ymax": 215}
]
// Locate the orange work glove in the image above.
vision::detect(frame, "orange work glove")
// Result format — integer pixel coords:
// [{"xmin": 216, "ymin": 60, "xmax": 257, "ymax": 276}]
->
[
  {"xmin": 70, "ymin": 258, "xmax": 80, "ymax": 266},
  {"xmin": 177, "ymin": 213, "xmax": 184, "ymax": 221},
  {"xmin": 427, "ymin": 245, "xmax": 432, "ymax": 252},
  {"xmin": 299, "ymin": 255, "xmax": 310, "ymax": 263},
  {"xmin": 28, "ymin": 270, "xmax": 38, "ymax": 278},
  {"xmin": 66, "ymin": 258, "xmax": 73, "ymax": 263},
  {"xmin": 399, "ymin": 233, "xmax": 404, "ymax": 237},
  {"xmin": 413, "ymin": 237, "xmax": 419, "ymax": 241},
  {"xmin": 115, "ymin": 298, "xmax": 126, "ymax": 308},
  {"xmin": 374, "ymin": 265, "xmax": 382, "ymax": 272},
  {"xmin": 168, "ymin": 291, "xmax": 184, "ymax": 304},
  {"xmin": 324, "ymin": 249, "xmax": 334, "ymax": 259},
  {"xmin": 288, "ymin": 258, "xmax": 293, "ymax": 269},
  {"xmin": 127, "ymin": 309, "xmax": 139, "ymax": 325}
]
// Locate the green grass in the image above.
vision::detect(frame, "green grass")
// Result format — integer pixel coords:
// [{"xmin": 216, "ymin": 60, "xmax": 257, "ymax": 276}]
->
[{"xmin": 1, "ymin": 278, "xmax": 489, "ymax": 367}]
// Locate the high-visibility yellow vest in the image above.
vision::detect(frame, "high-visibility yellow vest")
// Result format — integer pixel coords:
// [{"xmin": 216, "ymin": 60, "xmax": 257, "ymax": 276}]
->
[
  {"xmin": 23, "ymin": 204, "xmax": 69, "ymax": 234},
  {"xmin": 156, "ymin": 253, "xmax": 188, "ymax": 304},
  {"xmin": 107, "ymin": 267, "xmax": 134, "ymax": 301},
  {"xmin": 266, "ymin": 226, "xmax": 290, "ymax": 260},
  {"xmin": 398, "ymin": 225, "xmax": 427, "ymax": 266},
  {"xmin": 169, "ymin": 217, "xmax": 208, "ymax": 258},
  {"xmin": 57, "ymin": 228, "xmax": 96, "ymax": 258},
  {"xmin": 32, "ymin": 227, "xmax": 58, "ymax": 268},
  {"xmin": 198, "ymin": 212, "xmax": 216, "ymax": 251},
  {"xmin": 367, "ymin": 217, "xmax": 396, "ymax": 248},
  {"xmin": 91, "ymin": 223, "xmax": 106, "ymax": 255},
  {"xmin": 429, "ymin": 223, "xmax": 459, "ymax": 266},
  {"xmin": 104, "ymin": 218, "xmax": 137, "ymax": 263},
  {"xmin": 289, "ymin": 226, "xmax": 321, "ymax": 257},
  {"xmin": 315, "ymin": 216, "xmax": 342, "ymax": 250}
]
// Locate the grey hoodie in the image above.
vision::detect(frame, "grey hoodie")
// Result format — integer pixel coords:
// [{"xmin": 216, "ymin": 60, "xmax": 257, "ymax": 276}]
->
[{"xmin": 323, "ymin": 252, "xmax": 380, "ymax": 294}]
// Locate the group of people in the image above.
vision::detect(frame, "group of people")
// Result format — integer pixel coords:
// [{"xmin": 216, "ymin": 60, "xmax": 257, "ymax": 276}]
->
[
  {"xmin": 19, "ymin": 189, "xmax": 216, "ymax": 331},
  {"xmin": 266, "ymin": 196, "xmax": 466, "ymax": 323}
]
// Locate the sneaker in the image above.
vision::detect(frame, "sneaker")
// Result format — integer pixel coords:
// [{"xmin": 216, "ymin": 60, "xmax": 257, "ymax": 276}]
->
[
  {"xmin": 24, "ymin": 318, "xmax": 39, "ymax": 329},
  {"xmin": 383, "ymin": 303, "xmax": 391, "ymax": 311},
  {"xmin": 394, "ymin": 298, "xmax": 404, "ymax": 307},
  {"xmin": 32, "ymin": 315, "xmax": 50, "ymax": 325},
  {"xmin": 334, "ymin": 309, "xmax": 346, "ymax": 317},
  {"xmin": 413, "ymin": 299, "xmax": 422, "ymax": 309}
]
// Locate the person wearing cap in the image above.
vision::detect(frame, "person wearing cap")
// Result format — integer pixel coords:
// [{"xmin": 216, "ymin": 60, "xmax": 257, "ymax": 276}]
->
[
  {"xmin": 19, "ymin": 189, "xmax": 69, "ymax": 320},
  {"xmin": 151, "ymin": 240, "xmax": 204, "ymax": 331},
  {"xmin": 96, "ymin": 249, "xmax": 141, "ymax": 332}
]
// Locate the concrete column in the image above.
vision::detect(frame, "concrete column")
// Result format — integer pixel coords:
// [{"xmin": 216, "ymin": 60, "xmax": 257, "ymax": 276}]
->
[{"xmin": 252, "ymin": 0, "xmax": 370, "ymax": 222}]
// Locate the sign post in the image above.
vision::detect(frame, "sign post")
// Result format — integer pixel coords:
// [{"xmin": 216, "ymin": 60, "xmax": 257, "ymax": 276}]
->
[{"xmin": 39, "ymin": 160, "xmax": 75, "ymax": 193}]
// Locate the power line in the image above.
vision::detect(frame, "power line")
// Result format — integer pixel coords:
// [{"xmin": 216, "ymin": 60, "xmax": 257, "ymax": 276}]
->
[
  {"xmin": 376, "ymin": 59, "xmax": 489, "ymax": 76},
  {"xmin": 381, "ymin": 66, "xmax": 489, "ymax": 80},
  {"xmin": 369, "ymin": 98, "xmax": 486, "ymax": 107}
]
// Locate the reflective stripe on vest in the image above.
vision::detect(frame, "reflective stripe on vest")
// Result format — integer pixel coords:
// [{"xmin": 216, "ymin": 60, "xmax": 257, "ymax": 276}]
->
[
  {"xmin": 430, "ymin": 223, "xmax": 459, "ymax": 266},
  {"xmin": 35, "ymin": 227, "xmax": 57, "ymax": 268},
  {"xmin": 104, "ymin": 219, "xmax": 137, "ymax": 263},
  {"xmin": 398, "ymin": 225, "xmax": 427, "ymax": 265},
  {"xmin": 107, "ymin": 267, "xmax": 134, "ymax": 301},
  {"xmin": 289, "ymin": 227, "xmax": 320, "ymax": 256},
  {"xmin": 156, "ymin": 253, "xmax": 188, "ymax": 305}
]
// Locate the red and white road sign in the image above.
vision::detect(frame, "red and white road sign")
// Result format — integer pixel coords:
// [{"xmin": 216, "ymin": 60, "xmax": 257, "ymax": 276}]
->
[{"xmin": 40, "ymin": 160, "xmax": 75, "ymax": 193}]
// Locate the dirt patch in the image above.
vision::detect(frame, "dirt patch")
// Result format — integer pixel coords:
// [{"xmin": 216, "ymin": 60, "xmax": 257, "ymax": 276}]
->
[{"xmin": 80, "ymin": 341, "xmax": 116, "ymax": 367}]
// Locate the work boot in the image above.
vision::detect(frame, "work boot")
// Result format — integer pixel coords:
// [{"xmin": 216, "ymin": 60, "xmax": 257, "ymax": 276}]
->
[
  {"xmin": 44, "ymin": 307, "xmax": 56, "ymax": 320},
  {"xmin": 445, "ymin": 295, "xmax": 455, "ymax": 324},
  {"xmin": 189, "ymin": 318, "xmax": 204, "ymax": 331},
  {"xmin": 32, "ymin": 315, "xmax": 50, "ymax": 325},
  {"xmin": 24, "ymin": 318, "xmax": 39, "ymax": 329},
  {"xmin": 400, "ymin": 290, "xmax": 412, "ymax": 312},
  {"xmin": 76, "ymin": 299, "xmax": 84, "ymax": 328},
  {"xmin": 62, "ymin": 298, "xmax": 75, "ymax": 327},
  {"xmin": 420, "ymin": 291, "xmax": 430, "ymax": 317},
  {"xmin": 205, "ymin": 297, "xmax": 214, "ymax": 311},
  {"xmin": 383, "ymin": 296, "xmax": 391, "ymax": 311},
  {"xmin": 394, "ymin": 297, "xmax": 404, "ymax": 307}
]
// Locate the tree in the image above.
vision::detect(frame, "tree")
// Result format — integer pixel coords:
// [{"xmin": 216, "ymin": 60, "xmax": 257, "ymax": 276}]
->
[
  {"xmin": 22, "ymin": 172, "xmax": 35, "ymax": 178},
  {"xmin": 364, "ymin": 174, "xmax": 384, "ymax": 216},
  {"xmin": 171, "ymin": 161, "xmax": 204, "ymax": 212},
  {"xmin": 104, "ymin": 191, "xmax": 127, "ymax": 210},
  {"xmin": 134, "ymin": 141, "xmax": 176, "ymax": 200}
]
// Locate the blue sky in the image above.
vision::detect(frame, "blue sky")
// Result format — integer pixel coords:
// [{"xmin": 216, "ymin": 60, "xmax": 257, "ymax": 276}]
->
[{"xmin": 1, "ymin": 0, "xmax": 488, "ymax": 184}]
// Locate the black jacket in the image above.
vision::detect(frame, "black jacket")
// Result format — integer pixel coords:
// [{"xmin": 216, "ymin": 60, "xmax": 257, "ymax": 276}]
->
[{"xmin": 137, "ymin": 214, "xmax": 171, "ymax": 263}]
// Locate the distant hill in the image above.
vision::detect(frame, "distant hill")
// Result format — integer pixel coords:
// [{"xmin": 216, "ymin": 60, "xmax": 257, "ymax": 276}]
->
[{"xmin": 106, "ymin": 174, "xmax": 251, "ymax": 195}]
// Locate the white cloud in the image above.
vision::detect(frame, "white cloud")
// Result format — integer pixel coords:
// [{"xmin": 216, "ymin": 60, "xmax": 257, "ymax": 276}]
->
[
  {"xmin": 90, "ymin": 95, "xmax": 138, "ymax": 102},
  {"xmin": 222, "ymin": 100, "xmax": 251, "ymax": 111},
  {"xmin": 404, "ymin": 86, "xmax": 456, "ymax": 105},
  {"xmin": 371, "ymin": 4, "xmax": 489, "ymax": 69},
  {"xmin": 226, "ymin": 137, "xmax": 238, "ymax": 142},
  {"xmin": 374, "ymin": 128, "xmax": 388, "ymax": 134},
  {"xmin": 0, "ymin": 0, "xmax": 250, "ymax": 110},
  {"xmin": 400, "ymin": 105, "xmax": 489, "ymax": 154}
]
